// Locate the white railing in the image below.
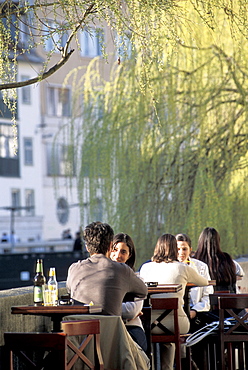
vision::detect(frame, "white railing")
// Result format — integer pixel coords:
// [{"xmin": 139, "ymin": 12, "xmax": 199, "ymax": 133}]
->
[{"xmin": 0, "ymin": 239, "xmax": 74, "ymax": 254}]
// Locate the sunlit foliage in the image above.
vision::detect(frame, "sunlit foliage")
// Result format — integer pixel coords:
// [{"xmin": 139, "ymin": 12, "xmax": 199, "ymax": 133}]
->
[
  {"xmin": 1, "ymin": 0, "xmax": 248, "ymax": 265},
  {"xmin": 63, "ymin": 1, "xmax": 248, "ymax": 267}
]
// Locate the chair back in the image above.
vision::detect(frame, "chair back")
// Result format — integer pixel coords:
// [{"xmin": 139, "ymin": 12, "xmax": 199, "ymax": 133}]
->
[
  {"xmin": 210, "ymin": 292, "xmax": 231, "ymax": 310},
  {"xmin": 61, "ymin": 319, "xmax": 104, "ymax": 370},
  {"xmin": 4, "ymin": 332, "xmax": 67, "ymax": 369},
  {"xmin": 218, "ymin": 295, "xmax": 248, "ymax": 370},
  {"xmin": 61, "ymin": 319, "xmax": 100, "ymax": 336},
  {"xmin": 150, "ymin": 297, "xmax": 181, "ymax": 370},
  {"xmin": 218, "ymin": 296, "xmax": 248, "ymax": 334}
]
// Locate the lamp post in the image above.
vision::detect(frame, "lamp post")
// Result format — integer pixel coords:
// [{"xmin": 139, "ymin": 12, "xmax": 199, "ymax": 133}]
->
[{"xmin": 0, "ymin": 206, "xmax": 35, "ymax": 251}]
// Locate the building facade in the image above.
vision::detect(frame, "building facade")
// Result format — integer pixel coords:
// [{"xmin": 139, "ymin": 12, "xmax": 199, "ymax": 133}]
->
[{"xmin": 0, "ymin": 18, "xmax": 116, "ymax": 247}]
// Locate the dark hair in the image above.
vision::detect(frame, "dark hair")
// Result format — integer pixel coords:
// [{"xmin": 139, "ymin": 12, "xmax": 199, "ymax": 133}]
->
[
  {"xmin": 83, "ymin": 221, "xmax": 114, "ymax": 255},
  {"xmin": 113, "ymin": 233, "xmax": 136, "ymax": 270},
  {"xmin": 175, "ymin": 233, "xmax": 192, "ymax": 249},
  {"xmin": 194, "ymin": 227, "xmax": 236, "ymax": 287},
  {"xmin": 152, "ymin": 234, "xmax": 178, "ymax": 263}
]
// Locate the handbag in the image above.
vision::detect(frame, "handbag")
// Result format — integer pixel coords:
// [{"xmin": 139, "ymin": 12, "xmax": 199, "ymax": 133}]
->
[{"xmin": 185, "ymin": 317, "xmax": 235, "ymax": 347}]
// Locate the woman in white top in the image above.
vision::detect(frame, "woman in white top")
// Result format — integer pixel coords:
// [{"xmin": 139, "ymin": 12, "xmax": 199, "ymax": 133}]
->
[
  {"xmin": 176, "ymin": 233, "xmax": 214, "ymax": 324},
  {"xmin": 140, "ymin": 233, "xmax": 208, "ymax": 370},
  {"xmin": 111, "ymin": 233, "xmax": 147, "ymax": 352}
]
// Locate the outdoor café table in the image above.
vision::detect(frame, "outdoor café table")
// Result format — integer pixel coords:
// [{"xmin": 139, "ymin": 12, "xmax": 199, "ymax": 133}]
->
[
  {"xmin": 145, "ymin": 281, "xmax": 216, "ymax": 317},
  {"xmin": 11, "ymin": 304, "xmax": 102, "ymax": 332},
  {"xmin": 147, "ymin": 283, "xmax": 183, "ymax": 295},
  {"xmin": 62, "ymin": 314, "xmax": 150, "ymax": 370},
  {"xmin": 123, "ymin": 283, "xmax": 182, "ymax": 306}
]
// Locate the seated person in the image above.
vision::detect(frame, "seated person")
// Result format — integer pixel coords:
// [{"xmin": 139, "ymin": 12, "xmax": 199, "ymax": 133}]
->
[
  {"xmin": 66, "ymin": 221, "xmax": 147, "ymax": 316},
  {"xmin": 194, "ymin": 227, "xmax": 238, "ymax": 293},
  {"xmin": 111, "ymin": 232, "xmax": 147, "ymax": 352},
  {"xmin": 176, "ymin": 233, "xmax": 214, "ymax": 330},
  {"xmin": 140, "ymin": 233, "xmax": 208, "ymax": 370}
]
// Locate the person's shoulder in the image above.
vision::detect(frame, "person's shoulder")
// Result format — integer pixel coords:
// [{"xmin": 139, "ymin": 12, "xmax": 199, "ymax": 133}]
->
[
  {"xmin": 233, "ymin": 260, "xmax": 245, "ymax": 276},
  {"xmin": 190, "ymin": 258, "xmax": 208, "ymax": 268},
  {"xmin": 69, "ymin": 258, "xmax": 88, "ymax": 270},
  {"xmin": 139, "ymin": 260, "xmax": 154, "ymax": 272},
  {"xmin": 112, "ymin": 260, "xmax": 133, "ymax": 272}
]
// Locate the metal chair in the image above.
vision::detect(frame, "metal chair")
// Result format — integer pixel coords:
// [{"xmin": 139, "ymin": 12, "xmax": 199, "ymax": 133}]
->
[
  {"xmin": 150, "ymin": 297, "xmax": 182, "ymax": 370},
  {"xmin": 218, "ymin": 295, "xmax": 248, "ymax": 370},
  {"xmin": 4, "ymin": 319, "xmax": 104, "ymax": 370}
]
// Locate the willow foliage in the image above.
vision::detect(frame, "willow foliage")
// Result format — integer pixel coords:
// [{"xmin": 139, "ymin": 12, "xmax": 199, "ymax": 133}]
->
[{"xmin": 59, "ymin": 1, "xmax": 248, "ymax": 268}]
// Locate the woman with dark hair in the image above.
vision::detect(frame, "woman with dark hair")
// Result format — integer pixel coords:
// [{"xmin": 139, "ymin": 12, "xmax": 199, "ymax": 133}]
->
[
  {"xmin": 140, "ymin": 234, "xmax": 208, "ymax": 370},
  {"xmin": 111, "ymin": 233, "xmax": 147, "ymax": 353},
  {"xmin": 176, "ymin": 233, "xmax": 213, "ymax": 322},
  {"xmin": 111, "ymin": 233, "xmax": 136, "ymax": 270},
  {"xmin": 193, "ymin": 227, "xmax": 243, "ymax": 293}
]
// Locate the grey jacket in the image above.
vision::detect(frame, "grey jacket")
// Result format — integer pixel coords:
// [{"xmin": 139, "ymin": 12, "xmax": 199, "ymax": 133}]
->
[{"xmin": 66, "ymin": 254, "xmax": 147, "ymax": 316}]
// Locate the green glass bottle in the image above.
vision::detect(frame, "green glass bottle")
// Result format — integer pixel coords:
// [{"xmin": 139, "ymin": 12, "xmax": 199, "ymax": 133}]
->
[{"xmin": 33, "ymin": 259, "xmax": 46, "ymax": 306}]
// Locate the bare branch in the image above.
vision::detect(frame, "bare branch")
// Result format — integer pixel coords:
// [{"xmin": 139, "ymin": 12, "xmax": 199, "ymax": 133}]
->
[{"xmin": 0, "ymin": 2, "xmax": 97, "ymax": 90}]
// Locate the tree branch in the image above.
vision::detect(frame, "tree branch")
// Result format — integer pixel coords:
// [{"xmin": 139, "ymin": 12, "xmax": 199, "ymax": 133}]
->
[
  {"xmin": 0, "ymin": 2, "xmax": 96, "ymax": 90},
  {"xmin": 0, "ymin": 49, "xmax": 74, "ymax": 90}
]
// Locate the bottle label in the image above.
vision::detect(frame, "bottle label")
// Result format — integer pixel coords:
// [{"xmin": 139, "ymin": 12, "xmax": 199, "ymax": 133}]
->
[{"xmin": 34, "ymin": 286, "xmax": 43, "ymax": 303}]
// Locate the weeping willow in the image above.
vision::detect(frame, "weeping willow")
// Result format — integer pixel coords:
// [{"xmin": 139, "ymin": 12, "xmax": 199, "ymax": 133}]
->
[{"xmin": 57, "ymin": 1, "xmax": 248, "ymax": 267}]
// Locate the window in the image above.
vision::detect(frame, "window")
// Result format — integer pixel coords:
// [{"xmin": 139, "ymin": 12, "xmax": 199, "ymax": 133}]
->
[
  {"xmin": 25, "ymin": 189, "xmax": 35, "ymax": 216},
  {"xmin": 11, "ymin": 189, "xmax": 21, "ymax": 215},
  {"xmin": 56, "ymin": 197, "xmax": 69, "ymax": 225},
  {"xmin": 23, "ymin": 137, "xmax": 33, "ymax": 165},
  {"xmin": 44, "ymin": 21, "xmax": 68, "ymax": 52},
  {"xmin": 47, "ymin": 86, "xmax": 70, "ymax": 117},
  {"xmin": 80, "ymin": 27, "xmax": 104, "ymax": 57},
  {"xmin": 0, "ymin": 123, "xmax": 19, "ymax": 177},
  {"xmin": 21, "ymin": 76, "xmax": 31, "ymax": 104},
  {"xmin": 46, "ymin": 143, "xmax": 75, "ymax": 176}
]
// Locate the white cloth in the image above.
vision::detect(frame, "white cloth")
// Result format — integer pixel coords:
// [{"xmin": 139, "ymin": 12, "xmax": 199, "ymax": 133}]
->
[
  {"xmin": 234, "ymin": 260, "xmax": 245, "ymax": 293},
  {"xmin": 187, "ymin": 257, "xmax": 213, "ymax": 312},
  {"xmin": 122, "ymin": 300, "xmax": 144, "ymax": 328},
  {"xmin": 234, "ymin": 260, "xmax": 245, "ymax": 277}
]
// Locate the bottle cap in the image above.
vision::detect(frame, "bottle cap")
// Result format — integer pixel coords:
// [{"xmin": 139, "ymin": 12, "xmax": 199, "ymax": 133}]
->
[{"xmin": 49, "ymin": 267, "xmax": 56, "ymax": 276}]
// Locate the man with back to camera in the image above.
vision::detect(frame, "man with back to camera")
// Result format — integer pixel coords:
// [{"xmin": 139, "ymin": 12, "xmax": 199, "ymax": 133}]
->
[{"xmin": 66, "ymin": 221, "xmax": 148, "ymax": 316}]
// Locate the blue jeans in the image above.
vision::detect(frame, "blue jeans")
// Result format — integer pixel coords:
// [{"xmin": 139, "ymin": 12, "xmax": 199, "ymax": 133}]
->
[{"xmin": 126, "ymin": 325, "xmax": 147, "ymax": 353}]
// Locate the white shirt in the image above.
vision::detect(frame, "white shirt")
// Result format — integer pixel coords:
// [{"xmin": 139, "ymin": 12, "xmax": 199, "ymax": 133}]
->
[{"xmin": 186, "ymin": 257, "xmax": 213, "ymax": 312}]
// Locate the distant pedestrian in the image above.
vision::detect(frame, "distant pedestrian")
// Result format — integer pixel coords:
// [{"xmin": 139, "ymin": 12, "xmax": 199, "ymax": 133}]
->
[
  {"xmin": 1, "ymin": 233, "xmax": 9, "ymax": 242},
  {"xmin": 73, "ymin": 232, "xmax": 82, "ymax": 251},
  {"xmin": 62, "ymin": 229, "xmax": 72, "ymax": 239}
]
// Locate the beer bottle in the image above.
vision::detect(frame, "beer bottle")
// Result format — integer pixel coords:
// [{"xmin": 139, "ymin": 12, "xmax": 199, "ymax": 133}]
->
[
  {"xmin": 47, "ymin": 267, "xmax": 58, "ymax": 305},
  {"xmin": 33, "ymin": 259, "xmax": 46, "ymax": 306}
]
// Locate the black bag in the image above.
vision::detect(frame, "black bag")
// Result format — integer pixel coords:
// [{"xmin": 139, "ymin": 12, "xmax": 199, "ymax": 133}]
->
[{"xmin": 190, "ymin": 311, "xmax": 219, "ymax": 332}]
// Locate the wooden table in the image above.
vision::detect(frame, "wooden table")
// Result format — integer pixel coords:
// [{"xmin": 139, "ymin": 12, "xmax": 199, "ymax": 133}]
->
[
  {"xmin": 186, "ymin": 280, "xmax": 216, "ymax": 288},
  {"xmin": 147, "ymin": 283, "xmax": 183, "ymax": 294},
  {"xmin": 11, "ymin": 304, "xmax": 102, "ymax": 332},
  {"xmin": 145, "ymin": 281, "xmax": 215, "ymax": 317}
]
